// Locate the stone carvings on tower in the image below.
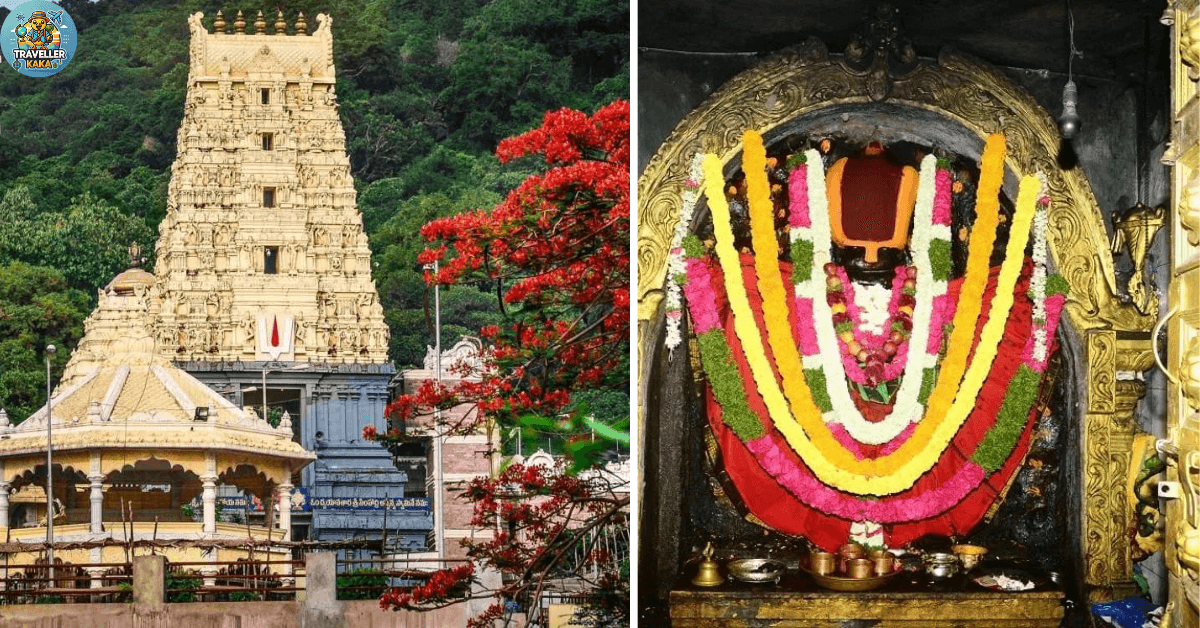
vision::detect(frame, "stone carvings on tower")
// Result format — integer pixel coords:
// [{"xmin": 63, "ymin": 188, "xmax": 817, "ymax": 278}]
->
[{"xmin": 150, "ymin": 12, "xmax": 388, "ymax": 364}]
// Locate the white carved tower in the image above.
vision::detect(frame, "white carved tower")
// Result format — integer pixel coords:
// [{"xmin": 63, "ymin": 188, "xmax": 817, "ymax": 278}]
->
[
  {"xmin": 153, "ymin": 10, "xmax": 388, "ymax": 364},
  {"xmin": 135, "ymin": 11, "xmax": 429, "ymax": 549}
]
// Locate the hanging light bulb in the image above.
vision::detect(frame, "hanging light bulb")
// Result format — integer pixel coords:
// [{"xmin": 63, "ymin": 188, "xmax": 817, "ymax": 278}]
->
[
  {"xmin": 1059, "ymin": 79, "xmax": 1081, "ymax": 139},
  {"xmin": 1058, "ymin": 0, "xmax": 1082, "ymax": 140}
]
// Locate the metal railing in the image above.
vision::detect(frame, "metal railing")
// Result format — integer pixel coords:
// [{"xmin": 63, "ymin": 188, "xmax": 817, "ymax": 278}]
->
[
  {"xmin": 0, "ymin": 560, "xmax": 132, "ymax": 604},
  {"xmin": 335, "ymin": 556, "xmax": 470, "ymax": 600},
  {"xmin": 0, "ymin": 557, "xmax": 308, "ymax": 603},
  {"xmin": 0, "ymin": 554, "xmax": 486, "ymax": 604},
  {"xmin": 165, "ymin": 558, "xmax": 306, "ymax": 602}
]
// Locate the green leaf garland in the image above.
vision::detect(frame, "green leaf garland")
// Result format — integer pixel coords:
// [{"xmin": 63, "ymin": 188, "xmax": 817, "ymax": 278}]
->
[{"xmin": 971, "ymin": 364, "xmax": 1041, "ymax": 472}]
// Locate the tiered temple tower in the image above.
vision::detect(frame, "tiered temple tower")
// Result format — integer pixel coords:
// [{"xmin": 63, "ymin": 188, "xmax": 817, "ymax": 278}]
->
[{"xmin": 142, "ymin": 10, "xmax": 429, "ymax": 549}]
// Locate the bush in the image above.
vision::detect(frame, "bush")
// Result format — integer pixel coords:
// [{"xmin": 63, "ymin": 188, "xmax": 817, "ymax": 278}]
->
[
  {"xmin": 166, "ymin": 573, "xmax": 202, "ymax": 603},
  {"xmin": 337, "ymin": 568, "xmax": 389, "ymax": 600}
]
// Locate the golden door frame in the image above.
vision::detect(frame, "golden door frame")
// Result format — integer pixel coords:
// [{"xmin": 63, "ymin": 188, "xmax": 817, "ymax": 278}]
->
[{"xmin": 637, "ymin": 41, "xmax": 1157, "ymax": 602}]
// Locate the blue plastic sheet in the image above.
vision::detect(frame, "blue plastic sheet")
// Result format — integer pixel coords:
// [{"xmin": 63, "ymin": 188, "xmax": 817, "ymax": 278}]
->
[{"xmin": 1091, "ymin": 597, "xmax": 1158, "ymax": 628}]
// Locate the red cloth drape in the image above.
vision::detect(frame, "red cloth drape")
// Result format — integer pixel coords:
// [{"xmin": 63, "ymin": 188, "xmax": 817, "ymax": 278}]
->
[{"xmin": 703, "ymin": 255, "xmax": 1044, "ymax": 550}]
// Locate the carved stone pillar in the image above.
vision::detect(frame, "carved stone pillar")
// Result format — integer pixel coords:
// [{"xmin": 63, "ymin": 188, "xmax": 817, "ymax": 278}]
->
[
  {"xmin": 0, "ymin": 481, "xmax": 10, "ymax": 530},
  {"xmin": 201, "ymin": 475, "xmax": 218, "ymax": 534},
  {"xmin": 89, "ymin": 474, "xmax": 105, "ymax": 533},
  {"xmin": 278, "ymin": 483, "xmax": 292, "ymax": 537},
  {"xmin": 278, "ymin": 483, "xmax": 294, "ymax": 579}
]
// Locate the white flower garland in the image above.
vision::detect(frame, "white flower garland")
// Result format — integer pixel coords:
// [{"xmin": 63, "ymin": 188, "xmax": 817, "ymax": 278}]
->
[
  {"xmin": 849, "ymin": 520, "xmax": 884, "ymax": 548},
  {"xmin": 1031, "ymin": 174, "xmax": 1049, "ymax": 363},
  {"xmin": 798, "ymin": 153, "xmax": 945, "ymax": 446},
  {"xmin": 852, "ymin": 283, "xmax": 893, "ymax": 335},
  {"xmin": 664, "ymin": 154, "xmax": 706, "ymax": 353}
]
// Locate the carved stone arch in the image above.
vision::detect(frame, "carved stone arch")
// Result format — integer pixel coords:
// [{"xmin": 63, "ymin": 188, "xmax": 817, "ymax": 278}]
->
[
  {"xmin": 217, "ymin": 459, "xmax": 287, "ymax": 496},
  {"xmin": 98, "ymin": 450, "xmax": 207, "ymax": 479},
  {"xmin": 638, "ymin": 42, "xmax": 1155, "ymax": 601},
  {"xmin": 8, "ymin": 463, "xmax": 88, "ymax": 491}
]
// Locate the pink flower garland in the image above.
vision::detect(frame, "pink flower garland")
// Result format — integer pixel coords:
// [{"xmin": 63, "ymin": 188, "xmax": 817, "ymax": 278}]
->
[
  {"xmin": 926, "ymin": 292, "xmax": 958, "ymax": 354},
  {"xmin": 1021, "ymin": 294, "xmax": 1065, "ymax": 371},
  {"xmin": 933, "ymin": 167, "xmax": 953, "ymax": 225},
  {"xmin": 789, "ymin": 162, "xmax": 811, "ymax": 228},
  {"xmin": 747, "ymin": 433, "xmax": 988, "ymax": 523},
  {"xmin": 793, "ymin": 297, "xmax": 820, "ymax": 356},
  {"xmin": 684, "ymin": 259, "xmax": 721, "ymax": 334},
  {"xmin": 830, "ymin": 266, "xmax": 912, "ymax": 385}
]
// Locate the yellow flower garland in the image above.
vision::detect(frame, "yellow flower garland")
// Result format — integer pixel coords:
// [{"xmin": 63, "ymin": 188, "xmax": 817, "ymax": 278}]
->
[
  {"xmin": 917, "ymin": 134, "xmax": 1006, "ymax": 436},
  {"xmin": 742, "ymin": 133, "xmax": 834, "ymax": 451},
  {"xmin": 705, "ymin": 154, "xmax": 880, "ymax": 490},
  {"xmin": 925, "ymin": 172, "xmax": 1041, "ymax": 456},
  {"xmin": 705, "ymin": 136, "xmax": 1040, "ymax": 495}
]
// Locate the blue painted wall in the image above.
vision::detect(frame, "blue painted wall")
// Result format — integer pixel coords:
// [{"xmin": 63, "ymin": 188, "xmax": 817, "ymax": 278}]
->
[{"xmin": 182, "ymin": 360, "xmax": 432, "ymax": 550}]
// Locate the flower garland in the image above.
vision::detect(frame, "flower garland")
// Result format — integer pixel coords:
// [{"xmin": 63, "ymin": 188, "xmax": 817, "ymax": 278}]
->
[
  {"xmin": 683, "ymin": 251, "xmax": 764, "ymax": 442},
  {"xmin": 743, "ymin": 132, "xmax": 828, "ymax": 445},
  {"xmin": 796, "ymin": 151, "xmax": 947, "ymax": 447},
  {"xmin": 664, "ymin": 154, "xmax": 706, "ymax": 353},
  {"xmin": 891, "ymin": 168, "xmax": 1041, "ymax": 481},
  {"xmin": 693, "ymin": 250, "xmax": 1054, "ymax": 522},
  {"xmin": 827, "ymin": 264, "xmax": 915, "ymax": 388},
  {"xmin": 918, "ymin": 135, "xmax": 1007, "ymax": 433},
  {"xmin": 679, "ymin": 131, "xmax": 1070, "ymax": 527},
  {"xmin": 698, "ymin": 133, "xmax": 1045, "ymax": 496}
]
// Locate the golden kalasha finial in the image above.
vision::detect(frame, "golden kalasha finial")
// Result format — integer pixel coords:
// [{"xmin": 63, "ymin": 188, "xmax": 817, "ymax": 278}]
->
[
  {"xmin": 128, "ymin": 241, "xmax": 143, "ymax": 268},
  {"xmin": 295, "ymin": 12, "xmax": 307, "ymax": 35},
  {"xmin": 275, "ymin": 10, "xmax": 286, "ymax": 34},
  {"xmin": 254, "ymin": 10, "xmax": 266, "ymax": 34},
  {"xmin": 214, "ymin": 10, "xmax": 226, "ymax": 33},
  {"xmin": 234, "ymin": 10, "xmax": 246, "ymax": 34}
]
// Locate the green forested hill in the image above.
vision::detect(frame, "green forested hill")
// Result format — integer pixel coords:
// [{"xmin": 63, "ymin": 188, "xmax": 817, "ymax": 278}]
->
[{"xmin": 0, "ymin": 0, "xmax": 629, "ymax": 421}]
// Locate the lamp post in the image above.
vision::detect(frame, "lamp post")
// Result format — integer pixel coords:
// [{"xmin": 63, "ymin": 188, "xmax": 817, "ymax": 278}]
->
[
  {"xmin": 425, "ymin": 261, "xmax": 445, "ymax": 563},
  {"xmin": 44, "ymin": 344, "xmax": 55, "ymax": 583},
  {"xmin": 242, "ymin": 363, "xmax": 310, "ymax": 534},
  {"xmin": 244, "ymin": 363, "xmax": 312, "ymax": 426}
]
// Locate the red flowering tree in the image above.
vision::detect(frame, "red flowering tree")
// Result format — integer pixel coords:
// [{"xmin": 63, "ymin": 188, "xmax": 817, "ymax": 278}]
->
[{"xmin": 367, "ymin": 100, "xmax": 630, "ymax": 625}]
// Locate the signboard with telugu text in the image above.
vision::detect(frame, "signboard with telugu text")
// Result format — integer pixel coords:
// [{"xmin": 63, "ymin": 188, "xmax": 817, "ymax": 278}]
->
[{"xmin": 213, "ymin": 490, "xmax": 429, "ymax": 513}]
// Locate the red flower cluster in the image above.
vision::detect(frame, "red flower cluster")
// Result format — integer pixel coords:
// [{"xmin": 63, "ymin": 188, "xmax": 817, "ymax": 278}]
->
[
  {"xmin": 377, "ymin": 100, "xmax": 630, "ymax": 446},
  {"xmin": 378, "ymin": 562, "xmax": 474, "ymax": 610},
  {"xmin": 372, "ymin": 102, "xmax": 630, "ymax": 624}
]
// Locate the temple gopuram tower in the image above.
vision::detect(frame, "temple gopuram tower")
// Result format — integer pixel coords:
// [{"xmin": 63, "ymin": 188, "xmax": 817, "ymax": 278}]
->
[{"xmin": 143, "ymin": 10, "xmax": 429, "ymax": 550}]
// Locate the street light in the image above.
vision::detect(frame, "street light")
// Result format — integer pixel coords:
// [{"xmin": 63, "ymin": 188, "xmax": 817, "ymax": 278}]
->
[
  {"xmin": 243, "ymin": 363, "xmax": 311, "ymax": 426},
  {"xmin": 44, "ymin": 344, "xmax": 55, "ymax": 583},
  {"xmin": 243, "ymin": 363, "xmax": 310, "ymax": 533},
  {"xmin": 424, "ymin": 261, "xmax": 445, "ymax": 563}
]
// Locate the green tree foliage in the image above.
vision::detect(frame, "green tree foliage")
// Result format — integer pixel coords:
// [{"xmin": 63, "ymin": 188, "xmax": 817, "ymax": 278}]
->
[
  {"xmin": 367, "ymin": 190, "xmax": 505, "ymax": 366},
  {"xmin": 0, "ymin": 263, "xmax": 90, "ymax": 424},
  {"xmin": 0, "ymin": 186, "xmax": 155, "ymax": 291}
]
